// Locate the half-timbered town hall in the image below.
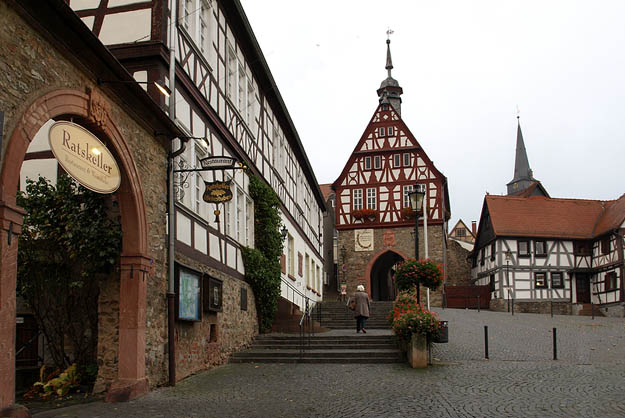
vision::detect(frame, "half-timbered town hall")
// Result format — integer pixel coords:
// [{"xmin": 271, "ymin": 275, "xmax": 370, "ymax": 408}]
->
[{"xmin": 333, "ymin": 38, "xmax": 451, "ymax": 303}]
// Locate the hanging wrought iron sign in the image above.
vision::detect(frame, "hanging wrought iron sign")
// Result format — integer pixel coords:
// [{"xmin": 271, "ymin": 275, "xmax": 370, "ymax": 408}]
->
[{"xmin": 203, "ymin": 181, "xmax": 233, "ymax": 203}]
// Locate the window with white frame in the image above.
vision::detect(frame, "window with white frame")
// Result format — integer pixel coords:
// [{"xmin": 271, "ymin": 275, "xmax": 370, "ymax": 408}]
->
[
  {"xmin": 316, "ymin": 265, "xmax": 321, "ymax": 292},
  {"xmin": 366, "ymin": 188, "xmax": 377, "ymax": 210},
  {"xmin": 182, "ymin": 0, "xmax": 194, "ymax": 32},
  {"xmin": 305, "ymin": 254, "xmax": 310, "ymax": 288},
  {"xmin": 287, "ymin": 234, "xmax": 294, "ymax": 276},
  {"xmin": 199, "ymin": 1, "xmax": 210, "ymax": 54},
  {"xmin": 403, "ymin": 185, "xmax": 414, "ymax": 208},
  {"xmin": 374, "ymin": 155, "xmax": 381, "ymax": 169},
  {"xmin": 393, "ymin": 154, "xmax": 401, "ymax": 168},
  {"xmin": 379, "ymin": 127, "xmax": 386, "ymax": 137},
  {"xmin": 236, "ymin": 188, "xmax": 244, "ymax": 242},
  {"xmin": 364, "ymin": 156, "xmax": 371, "ymax": 170},
  {"xmin": 353, "ymin": 189, "xmax": 363, "ymax": 210},
  {"xmin": 403, "ymin": 153, "xmax": 410, "ymax": 167},
  {"xmin": 245, "ymin": 197, "xmax": 253, "ymax": 246},
  {"xmin": 388, "ymin": 126, "xmax": 394, "ymax": 136}
]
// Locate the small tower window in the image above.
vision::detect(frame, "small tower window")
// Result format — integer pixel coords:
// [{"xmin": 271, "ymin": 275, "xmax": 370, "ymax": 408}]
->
[{"xmin": 382, "ymin": 104, "xmax": 389, "ymax": 111}]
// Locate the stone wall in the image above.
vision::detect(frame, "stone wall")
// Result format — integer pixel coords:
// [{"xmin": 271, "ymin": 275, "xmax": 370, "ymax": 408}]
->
[
  {"xmin": 338, "ymin": 224, "xmax": 445, "ymax": 306},
  {"xmin": 173, "ymin": 254, "xmax": 258, "ymax": 382},
  {"xmin": 0, "ymin": 1, "xmax": 170, "ymax": 392},
  {"xmin": 490, "ymin": 299, "xmax": 572, "ymax": 315},
  {"xmin": 446, "ymin": 240, "xmax": 472, "ymax": 286}
]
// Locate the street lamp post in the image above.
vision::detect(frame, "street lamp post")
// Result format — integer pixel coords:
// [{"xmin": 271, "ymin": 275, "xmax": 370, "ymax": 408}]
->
[
  {"xmin": 409, "ymin": 186, "xmax": 425, "ymax": 304},
  {"xmin": 505, "ymin": 250, "xmax": 512, "ymax": 312}
]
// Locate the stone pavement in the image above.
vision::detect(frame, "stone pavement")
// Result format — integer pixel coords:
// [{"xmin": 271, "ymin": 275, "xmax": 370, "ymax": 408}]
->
[{"xmin": 33, "ymin": 309, "xmax": 625, "ymax": 418}]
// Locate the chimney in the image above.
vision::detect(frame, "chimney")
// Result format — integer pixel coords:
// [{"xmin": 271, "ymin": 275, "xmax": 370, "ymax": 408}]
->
[{"xmin": 471, "ymin": 221, "xmax": 477, "ymax": 237}]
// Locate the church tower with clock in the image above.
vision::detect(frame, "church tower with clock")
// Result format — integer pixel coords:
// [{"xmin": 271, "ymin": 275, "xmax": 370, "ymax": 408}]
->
[{"xmin": 332, "ymin": 37, "xmax": 451, "ymax": 303}]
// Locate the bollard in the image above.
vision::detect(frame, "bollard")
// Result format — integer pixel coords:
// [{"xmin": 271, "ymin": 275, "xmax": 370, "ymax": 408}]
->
[
  {"xmin": 553, "ymin": 328, "xmax": 557, "ymax": 360},
  {"xmin": 477, "ymin": 295, "xmax": 481, "ymax": 312},
  {"xmin": 484, "ymin": 326, "xmax": 489, "ymax": 360},
  {"xmin": 591, "ymin": 302, "xmax": 595, "ymax": 320},
  {"xmin": 511, "ymin": 296, "xmax": 514, "ymax": 316}
]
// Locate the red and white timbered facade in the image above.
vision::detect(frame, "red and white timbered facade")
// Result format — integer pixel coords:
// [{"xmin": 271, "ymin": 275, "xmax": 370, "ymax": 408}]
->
[{"xmin": 334, "ymin": 104, "xmax": 449, "ymax": 231}]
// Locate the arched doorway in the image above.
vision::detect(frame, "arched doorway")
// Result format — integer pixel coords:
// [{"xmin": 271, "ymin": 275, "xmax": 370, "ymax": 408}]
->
[
  {"xmin": 370, "ymin": 251, "xmax": 404, "ymax": 301},
  {"xmin": 0, "ymin": 89, "xmax": 152, "ymax": 406}
]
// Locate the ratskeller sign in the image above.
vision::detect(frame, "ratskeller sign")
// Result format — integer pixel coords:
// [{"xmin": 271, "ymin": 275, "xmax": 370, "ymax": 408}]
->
[{"xmin": 48, "ymin": 121, "xmax": 121, "ymax": 194}]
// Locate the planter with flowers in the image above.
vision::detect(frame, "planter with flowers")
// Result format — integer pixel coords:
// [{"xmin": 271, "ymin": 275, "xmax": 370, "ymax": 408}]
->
[
  {"xmin": 352, "ymin": 208, "xmax": 378, "ymax": 222},
  {"xmin": 390, "ymin": 259, "xmax": 445, "ymax": 368},
  {"xmin": 400, "ymin": 207, "xmax": 417, "ymax": 220},
  {"xmin": 389, "ymin": 291, "xmax": 443, "ymax": 368},
  {"xmin": 395, "ymin": 258, "xmax": 443, "ymax": 295}
]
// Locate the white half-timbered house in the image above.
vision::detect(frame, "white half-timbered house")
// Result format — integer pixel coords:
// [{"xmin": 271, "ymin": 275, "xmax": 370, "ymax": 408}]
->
[
  {"xmin": 472, "ymin": 192, "xmax": 625, "ymax": 316},
  {"xmin": 333, "ymin": 38, "xmax": 451, "ymax": 303},
  {"xmin": 68, "ymin": 0, "xmax": 325, "ymax": 382}
]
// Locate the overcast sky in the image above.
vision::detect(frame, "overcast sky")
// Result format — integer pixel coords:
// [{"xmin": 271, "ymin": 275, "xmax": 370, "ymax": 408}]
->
[{"xmin": 240, "ymin": 0, "xmax": 625, "ymax": 230}]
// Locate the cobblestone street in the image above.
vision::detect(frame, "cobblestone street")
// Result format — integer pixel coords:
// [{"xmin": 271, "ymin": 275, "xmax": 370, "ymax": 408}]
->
[{"xmin": 35, "ymin": 309, "xmax": 625, "ymax": 418}]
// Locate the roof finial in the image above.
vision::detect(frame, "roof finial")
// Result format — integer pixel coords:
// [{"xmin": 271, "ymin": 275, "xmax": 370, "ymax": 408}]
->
[
  {"xmin": 516, "ymin": 105, "xmax": 520, "ymax": 121},
  {"xmin": 385, "ymin": 28, "xmax": 394, "ymax": 77}
]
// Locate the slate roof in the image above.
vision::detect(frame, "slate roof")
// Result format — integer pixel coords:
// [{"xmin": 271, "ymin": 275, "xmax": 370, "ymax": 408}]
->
[{"xmin": 485, "ymin": 193, "xmax": 625, "ymax": 239}]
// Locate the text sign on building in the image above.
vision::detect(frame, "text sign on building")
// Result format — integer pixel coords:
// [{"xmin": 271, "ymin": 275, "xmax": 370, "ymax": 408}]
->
[
  {"xmin": 200, "ymin": 156, "xmax": 237, "ymax": 170},
  {"xmin": 48, "ymin": 121, "xmax": 121, "ymax": 194},
  {"xmin": 203, "ymin": 181, "xmax": 233, "ymax": 203},
  {"xmin": 355, "ymin": 229, "xmax": 374, "ymax": 252}
]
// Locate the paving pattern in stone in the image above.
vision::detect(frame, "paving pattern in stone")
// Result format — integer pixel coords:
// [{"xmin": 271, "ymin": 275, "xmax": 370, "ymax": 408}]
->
[{"xmin": 34, "ymin": 309, "xmax": 625, "ymax": 418}]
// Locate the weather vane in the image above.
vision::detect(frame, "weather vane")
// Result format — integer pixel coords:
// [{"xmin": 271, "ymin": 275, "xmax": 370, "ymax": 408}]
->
[{"xmin": 386, "ymin": 28, "xmax": 394, "ymax": 40}]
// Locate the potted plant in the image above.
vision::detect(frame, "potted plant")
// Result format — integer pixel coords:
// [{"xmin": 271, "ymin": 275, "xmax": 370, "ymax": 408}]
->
[
  {"xmin": 352, "ymin": 209, "xmax": 364, "ymax": 220},
  {"xmin": 395, "ymin": 258, "xmax": 443, "ymax": 292},
  {"xmin": 360, "ymin": 208, "xmax": 377, "ymax": 221},
  {"xmin": 401, "ymin": 207, "xmax": 416, "ymax": 220},
  {"xmin": 389, "ymin": 291, "xmax": 442, "ymax": 368}
]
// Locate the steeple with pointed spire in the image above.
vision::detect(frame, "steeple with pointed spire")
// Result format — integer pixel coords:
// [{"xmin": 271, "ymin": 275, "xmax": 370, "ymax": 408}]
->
[
  {"xmin": 506, "ymin": 116, "xmax": 541, "ymax": 195},
  {"xmin": 377, "ymin": 33, "xmax": 403, "ymax": 115}
]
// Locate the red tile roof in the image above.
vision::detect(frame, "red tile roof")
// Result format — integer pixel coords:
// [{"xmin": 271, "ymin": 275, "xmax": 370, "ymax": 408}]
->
[
  {"xmin": 486, "ymin": 193, "xmax": 625, "ymax": 239},
  {"xmin": 319, "ymin": 184, "xmax": 334, "ymax": 202}
]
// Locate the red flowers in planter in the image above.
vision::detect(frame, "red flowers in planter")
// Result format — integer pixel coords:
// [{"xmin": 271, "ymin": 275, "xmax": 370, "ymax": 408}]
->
[
  {"xmin": 395, "ymin": 258, "xmax": 443, "ymax": 291},
  {"xmin": 352, "ymin": 208, "xmax": 377, "ymax": 220}
]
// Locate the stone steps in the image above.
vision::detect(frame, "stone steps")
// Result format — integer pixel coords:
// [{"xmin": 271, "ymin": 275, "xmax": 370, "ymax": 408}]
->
[
  {"xmin": 231, "ymin": 334, "xmax": 402, "ymax": 364},
  {"xmin": 315, "ymin": 301, "xmax": 393, "ymax": 330}
]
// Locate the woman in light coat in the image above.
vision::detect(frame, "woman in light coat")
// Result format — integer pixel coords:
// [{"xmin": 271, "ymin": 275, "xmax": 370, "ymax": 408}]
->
[{"xmin": 353, "ymin": 285, "xmax": 370, "ymax": 333}]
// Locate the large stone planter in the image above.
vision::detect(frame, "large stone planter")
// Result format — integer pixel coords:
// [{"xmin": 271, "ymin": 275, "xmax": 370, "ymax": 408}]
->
[{"xmin": 406, "ymin": 333, "xmax": 428, "ymax": 368}]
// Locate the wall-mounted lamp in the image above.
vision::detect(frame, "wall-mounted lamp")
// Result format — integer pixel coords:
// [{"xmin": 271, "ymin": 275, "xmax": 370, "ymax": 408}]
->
[
  {"xmin": 97, "ymin": 78, "xmax": 171, "ymax": 98},
  {"xmin": 280, "ymin": 226, "xmax": 288, "ymax": 241}
]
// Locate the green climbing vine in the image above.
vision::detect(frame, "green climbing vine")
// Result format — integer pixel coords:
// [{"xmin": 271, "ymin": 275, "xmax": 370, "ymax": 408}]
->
[{"xmin": 241, "ymin": 174, "xmax": 284, "ymax": 333}]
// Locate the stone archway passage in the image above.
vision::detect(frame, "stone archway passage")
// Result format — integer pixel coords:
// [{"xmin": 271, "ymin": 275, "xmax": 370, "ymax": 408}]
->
[
  {"xmin": 370, "ymin": 251, "xmax": 404, "ymax": 301},
  {"xmin": 0, "ymin": 88, "xmax": 152, "ymax": 407}
]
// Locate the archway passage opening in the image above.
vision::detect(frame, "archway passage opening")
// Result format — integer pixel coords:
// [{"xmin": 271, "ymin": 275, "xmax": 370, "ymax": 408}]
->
[{"xmin": 370, "ymin": 251, "xmax": 404, "ymax": 301}]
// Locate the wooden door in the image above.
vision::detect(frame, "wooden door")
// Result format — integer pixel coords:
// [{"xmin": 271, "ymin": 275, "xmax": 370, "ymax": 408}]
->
[{"xmin": 576, "ymin": 274, "xmax": 591, "ymax": 303}]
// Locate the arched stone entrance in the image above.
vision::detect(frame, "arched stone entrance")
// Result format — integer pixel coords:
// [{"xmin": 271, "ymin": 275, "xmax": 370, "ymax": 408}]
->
[
  {"xmin": 0, "ymin": 89, "xmax": 152, "ymax": 407},
  {"xmin": 367, "ymin": 250, "xmax": 405, "ymax": 301}
]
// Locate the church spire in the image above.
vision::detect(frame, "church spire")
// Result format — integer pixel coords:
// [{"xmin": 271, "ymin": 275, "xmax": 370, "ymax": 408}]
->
[
  {"xmin": 507, "ymin": 116, "xmax": 539, "ymax": 195},
  {"xmin": 377, "ymin": 31, "xmax": 403, "ymax": 115}
]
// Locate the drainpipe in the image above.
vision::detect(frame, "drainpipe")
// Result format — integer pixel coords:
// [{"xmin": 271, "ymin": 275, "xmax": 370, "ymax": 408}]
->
[{"xmin": 167, "ymin": 0, "xmax": 180, "ymax": 387}]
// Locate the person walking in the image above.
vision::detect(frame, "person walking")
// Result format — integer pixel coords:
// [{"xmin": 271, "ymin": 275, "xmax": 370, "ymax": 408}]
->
[{"xmin": 353, "ymin": 285, "xmax": 370, "ymax": 333}]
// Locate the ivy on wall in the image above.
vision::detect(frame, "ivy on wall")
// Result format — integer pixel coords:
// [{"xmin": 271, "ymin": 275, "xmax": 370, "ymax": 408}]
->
[{"xmin": 241, "ymin": 175, "xmax": 284, "ymax": 333}]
